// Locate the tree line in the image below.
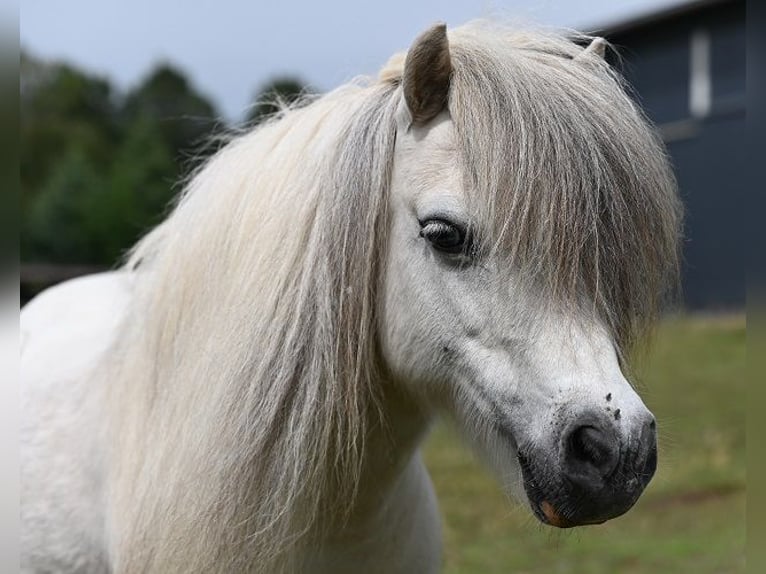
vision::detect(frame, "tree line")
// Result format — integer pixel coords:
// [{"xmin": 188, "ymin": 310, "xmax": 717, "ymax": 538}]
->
[{"xmin": 20, "ymin": 52, "xmax": 307, "ymax": 266}]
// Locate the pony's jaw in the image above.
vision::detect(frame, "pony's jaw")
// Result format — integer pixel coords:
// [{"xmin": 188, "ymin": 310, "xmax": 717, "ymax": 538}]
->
[{"xmin": 382, "ymin": 112, "xmax": 658, "ymax": 528}]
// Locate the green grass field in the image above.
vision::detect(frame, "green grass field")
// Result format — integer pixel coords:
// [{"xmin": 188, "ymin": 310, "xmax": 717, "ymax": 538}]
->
[{"xmin": 423, "ymin": 315, "xmax": 746, "ymax": 573}]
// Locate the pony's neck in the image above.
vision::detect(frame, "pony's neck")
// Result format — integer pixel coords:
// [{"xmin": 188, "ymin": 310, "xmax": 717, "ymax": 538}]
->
[
  {"xmin": 301, "ymin": 383, "xmax": 439, "ymax": 571},
  {"xmin": 339, "ymin": 382, "xmax": 432, "ymax": 536}
]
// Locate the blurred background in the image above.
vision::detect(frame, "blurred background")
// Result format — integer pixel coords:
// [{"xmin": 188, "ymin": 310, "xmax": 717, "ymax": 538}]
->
[{"xmin": 19, "ymin": 0, "xmax": 745, "ymax": 572}]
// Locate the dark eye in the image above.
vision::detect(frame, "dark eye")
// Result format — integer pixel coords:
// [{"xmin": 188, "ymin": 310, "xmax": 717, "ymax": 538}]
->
[{"xmin": 419, "ymin": 218, "xmax": 471, "ymax": 254}]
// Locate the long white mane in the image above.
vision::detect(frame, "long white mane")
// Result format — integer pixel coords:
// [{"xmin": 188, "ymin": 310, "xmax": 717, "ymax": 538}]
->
[{"xmin": 105, "ymin": 21, "xmax": 680, "ymax": 573}]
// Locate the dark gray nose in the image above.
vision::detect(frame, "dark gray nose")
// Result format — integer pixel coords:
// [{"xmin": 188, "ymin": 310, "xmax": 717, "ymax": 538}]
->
[
  {"xmin": 520, "ymin": 410, "xmax": 658, "ymax": 528},
  {"xmin": 557, "ymin": 411, "xmax": 657, "ymax": 524}
]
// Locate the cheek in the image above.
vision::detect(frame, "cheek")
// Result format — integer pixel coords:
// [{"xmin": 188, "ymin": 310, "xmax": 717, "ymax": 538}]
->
[{"xmin": 379, "ymin": 252, "xmax": 456, "ymax": 388}]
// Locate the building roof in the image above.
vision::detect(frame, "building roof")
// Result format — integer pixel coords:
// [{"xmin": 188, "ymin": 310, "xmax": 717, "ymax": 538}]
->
[{"xmin": 589, "ymin": 0, "xmax": 735, "ymax": 36}]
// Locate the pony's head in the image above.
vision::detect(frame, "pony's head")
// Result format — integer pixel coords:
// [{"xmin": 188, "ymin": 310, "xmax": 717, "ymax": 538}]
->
[
  {"xmin": 379, "ymin": 23, "xmax": 681, "ymax": 527},
  {"xmin": 117, "ymin": 21, "xmax": 682, "ymax": 572}
]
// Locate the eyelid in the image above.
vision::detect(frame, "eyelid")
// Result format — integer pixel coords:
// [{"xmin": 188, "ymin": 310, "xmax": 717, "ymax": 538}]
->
[
  {"xmin": 418, "ymin": 217, "xmax": 476, "ymax": 258},
  {"xmin": 417, "ymin": 215, "xmax": 468, "ymax": 233},
  {"xmin": 418, "ymin": 218, "xmax": 472, "ymax": 249},
  {"xmin": 418, "ymin": 220, "xmax": 463, "ymax": 242}
]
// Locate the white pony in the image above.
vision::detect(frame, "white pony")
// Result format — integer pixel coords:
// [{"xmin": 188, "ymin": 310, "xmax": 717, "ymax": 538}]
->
[{"xmin": 21, "ymin": 22, "xmax": 682, "ymax": 573}]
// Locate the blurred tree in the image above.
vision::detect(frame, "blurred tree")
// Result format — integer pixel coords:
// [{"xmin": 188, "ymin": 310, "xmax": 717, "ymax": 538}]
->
[
  {"xmin": 21, "ymin": 55, "xmax": 220, "ymax": 266},
  {"xmin": 96, "ymin": 118, "xmax": 177, "ymax": 263},
  {"xmin": 247, "ymin": 77, "xmax": 308, "ymax": 125},
  {"xmin": 20, "ymin": 54, "xmax": 119, "ymax": 207},
  {"xmin": 22, "ymin": 121, "xmax": 177, "ymax": 265},
  {"xmin": 23, "ymin": 148, "xmax": 105, "ymax": 263},
  {"xmin": 122, "ymin": 64, "xmax": 219, "ymax": 168},
  {"xmin": 20, "ymin": 56, "xmax": 312, "ymax": 268}
]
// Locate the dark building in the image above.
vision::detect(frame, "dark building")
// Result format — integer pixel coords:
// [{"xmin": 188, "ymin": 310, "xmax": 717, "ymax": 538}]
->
[{"xmin": 595, "ymin": 0, "xmax": 745, "ymax": 309}]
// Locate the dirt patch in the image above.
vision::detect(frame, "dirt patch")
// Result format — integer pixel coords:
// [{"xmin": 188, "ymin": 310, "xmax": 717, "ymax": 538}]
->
[{"xmin": 645, "ymin": 483, "xmax": 743, "ymax": 509}]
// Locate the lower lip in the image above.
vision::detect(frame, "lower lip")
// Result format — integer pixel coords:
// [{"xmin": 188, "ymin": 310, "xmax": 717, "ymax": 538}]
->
[
  {"xmin": 539, "ymin": 500, "xmax": 575, "ymax": 528},
  {"xmin": 536, "ymin": 500, "xmax": 609, "ymax": 528}
]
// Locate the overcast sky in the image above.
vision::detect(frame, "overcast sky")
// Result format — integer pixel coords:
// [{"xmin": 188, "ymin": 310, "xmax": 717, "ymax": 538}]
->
[{"xmin": 21, "ymin": 0, "xmax": 688, "ymax": 121}]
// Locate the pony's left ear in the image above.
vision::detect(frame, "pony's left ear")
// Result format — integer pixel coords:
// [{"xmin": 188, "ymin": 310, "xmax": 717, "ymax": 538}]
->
[
  {"xmin": 402, "ymin": 23, "xmax": 452, "ymax": 126},
  {"xmin": 576, "ymin": 37, "xmax": 608, "ymax": 61}
]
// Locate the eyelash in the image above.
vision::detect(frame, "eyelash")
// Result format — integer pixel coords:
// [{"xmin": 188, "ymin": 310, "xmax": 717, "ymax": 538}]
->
[{"xmin": 419, "ymin": 218, "xmax": 473, "ymax": 255}]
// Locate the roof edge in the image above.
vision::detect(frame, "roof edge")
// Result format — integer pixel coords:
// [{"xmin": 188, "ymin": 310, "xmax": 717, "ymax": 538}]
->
[{"xmin": 587, "ymin": 0, "xmax": 735, "ymax": 36}]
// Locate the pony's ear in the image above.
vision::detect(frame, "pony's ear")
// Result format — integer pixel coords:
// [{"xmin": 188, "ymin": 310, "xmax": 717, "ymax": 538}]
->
[
  {"xmin": 576, "ymin": 37, "xmax": 608, "ymax": 61},
  {"xmin": 402, "ymin": 23, "xmax": 452, "ymax": 125}
]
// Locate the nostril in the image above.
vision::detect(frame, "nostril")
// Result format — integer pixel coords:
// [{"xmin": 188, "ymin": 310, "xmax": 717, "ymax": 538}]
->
[
  {"xmin": 570, "ymin": 427, "xmax": 604, "ymax": 464},
  {"xmin": 566, "ymin": 425, "xmax": 619, "ymax": 479}
]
